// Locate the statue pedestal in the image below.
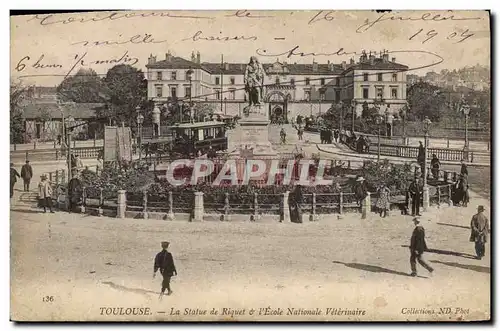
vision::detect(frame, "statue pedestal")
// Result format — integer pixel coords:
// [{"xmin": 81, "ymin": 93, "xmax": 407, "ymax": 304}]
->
[{"xmin": 228, "ymin": 104, "xmax": 277, "ymax": 158}]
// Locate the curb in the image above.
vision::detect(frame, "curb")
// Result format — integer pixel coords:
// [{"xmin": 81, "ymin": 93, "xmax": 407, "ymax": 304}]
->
[{"xmin": 316, "ymin": 144, "xmax": 490, "ymax": 167}]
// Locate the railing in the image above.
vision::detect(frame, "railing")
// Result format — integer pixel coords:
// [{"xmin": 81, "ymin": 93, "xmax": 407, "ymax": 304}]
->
[
  {"xmin": 19, "ymin": 146, "xmax": 104, "ymax": 161},
  {"xmin": 355, "ymin": 143, "xmax": 474, "ymax": 162}
]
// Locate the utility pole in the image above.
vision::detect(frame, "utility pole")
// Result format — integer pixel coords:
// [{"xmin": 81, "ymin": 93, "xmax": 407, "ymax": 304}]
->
[{"xmin": 220, "ymin": 54, "xmax": 224, "ymax": 114}]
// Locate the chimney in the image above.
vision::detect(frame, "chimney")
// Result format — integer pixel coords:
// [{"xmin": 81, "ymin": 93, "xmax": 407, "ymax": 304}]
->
[
  {"xmin": 165, "ymin": 51, "xmax": 172, "ymax": 61},
  {"xmin": 369, "ymin": 54, "xmax": 375, "ymax": 65},
  {"xmin": 327, "ymin": 60, "xmax": 330, "ymax": 65},
  {"xmin": 392, "ymin": 57, "xmax": 396, "ymax": 62},
  {"xmin": 312, "ymin": 61, "xmax": 318, "ymax": 72},
  {"xmin": 341, "ymin": 61, "xmax": 346, "ymax": 70},
  {"xmin": 240, "ymin": 63, "xmax": 244, "ymax": 71},
  {"xmin": 224, "ymin": 62, "xmax": 230, "ymax": 71},
  {"xmin": 329, "ymin": 62, "xmax": 335, "ymax": 71},
  {"xmin": 148, "ymin": 54, "xmax": 156, "ymax": 65},
  {"xmin": 191, "ymin": 51, "xmax": 196, "ymax": 62},
  {"xmin": 196, "ymin": 51, "xmax": 201, "ymax": 64},
  {"xmin": 350, "ymin": 58, "xmax": 355, "ymax": 65},
  {"xmin": 382, "ymin": 51, "xmax": 389, "ymax": 63}
]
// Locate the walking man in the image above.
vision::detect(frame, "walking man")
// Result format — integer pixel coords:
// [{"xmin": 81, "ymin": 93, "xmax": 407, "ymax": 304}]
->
[
  {"xmin": 21, "ymin": 160, "xmax": 33, "ymax": 192},
  {"xmin": 153, "ymin": 241, "xmax": 177, "ymax": 298},
  {"xmin": 10, "ymin": 163, "xmax": 20, "ymax": 198},
  {"xmin": 410, "ymin": 218, "xmax": 434, "ymax": 277},
  {"xmin": 38, "ymin": 174, "xmax": 54, "ymax": 213},
  {"xmin": 470, "ymin": 206, "xmax": 489, "ymax": 260}
]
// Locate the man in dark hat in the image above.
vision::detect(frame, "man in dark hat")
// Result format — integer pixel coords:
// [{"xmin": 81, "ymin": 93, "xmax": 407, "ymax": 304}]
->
[
  {"xmin": 408, "ymin": 176, "xmax": 423, "ymax": 216},
  {"xmin": 21, "ymin": 160, "xmax": 33, "ymax": 192},
  {"xmin": 410, "ymin": 218, "xmax": 434, "ymax": 277},
  {"xmin": 153, "ymin": 241, "xmax": 177, "ymax": 298},
  {"xmin": 470, "ymin": 206, "xmax": 489, "ymax": 260}
]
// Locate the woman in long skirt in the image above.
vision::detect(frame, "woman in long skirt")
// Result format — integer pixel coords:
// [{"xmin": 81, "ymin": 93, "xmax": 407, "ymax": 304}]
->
[{"xmin": 376, "ymin": 184, "xmax": 391, "ymax": 218}]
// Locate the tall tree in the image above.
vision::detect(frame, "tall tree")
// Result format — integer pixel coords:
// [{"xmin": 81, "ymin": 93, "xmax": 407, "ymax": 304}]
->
[
  {"xmin": 10, "ymin": 82, "xmax": 31, "ymax": 144},
  {"xmin": 57, "ymin": 68, "xmax": 103, "ymax": 103},
  {"xmin": 407, "ymin": 81, "xmax": 446, "ymax": 122},
  {"xmin": 102, "ymin": 64, "xmax": 147, "ymax": 126}
]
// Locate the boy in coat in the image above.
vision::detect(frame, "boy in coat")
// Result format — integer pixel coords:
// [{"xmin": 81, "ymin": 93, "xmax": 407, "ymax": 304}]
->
[
  {"xmin": 153, "ymin": 241, "xmax": 177, "ymax": 298},
  {"xmin": 410, "ymin": 218, "xmax": 434, "ymax": 277}
]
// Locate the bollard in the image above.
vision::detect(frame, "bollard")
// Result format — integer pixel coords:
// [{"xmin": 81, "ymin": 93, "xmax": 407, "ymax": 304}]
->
[
  {"xmin": 437, "ymin": 186, "xmax": 441, "ymax": 206},
  {"xmin": 223, "ymin": 192, "xmax": 230, "ymax": 222},
  {"xmin": 282, "ymin": 191, "xmax": 290, "ymax": 222},
  {"xmin": 309, "ymin": 193, "xmax": 317, "ymax": 222},
  {"xmin": 81, "ymin": 187, "xmax": 87, "ymax": 213},
  {"xmin": 98, "ymin": 188, "xmax": 104, "ymax": 216},
  {"xmin": 422, "ymin": 186, "xmax": 430, "ymax": 212},
  {"xmin": 117, "ymin": 190, "xmax": 126, "ymax": 218},
  {"xmin": 142, "ymin": 191, "xmax": 148, "ymax": 219},
  {"xmin": 339, "ymin": 192, "xmax": 344, "ymax": 214},
  {"xmin": 448, "ymin": 184, "xmax": 452, "ymax": 206},
  {"xmin": 167, "ymin": 191, "xmax": 175, "ymax": 221},
  {"xmin": 252, "ymin": 193, "xmax": 258, "ymax": 221},
  {"xmin": 361, "ymin": 192, "xmax": 370, "ymax": 219},
  {"xmin": 193, "ymin": 192, "xmax": 204, "ymax": 221}
]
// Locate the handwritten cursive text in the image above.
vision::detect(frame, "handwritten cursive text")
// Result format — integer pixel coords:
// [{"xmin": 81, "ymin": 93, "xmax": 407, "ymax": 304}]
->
[
  {"xmin": 225, "ymin": 10, "xmax": 274, "ymax": 18},
  {"xmin": 71, "ymin": 33, "xmax": 168, "ymax": 47},
  {"xmin": 356, "ymin": 11, "xmax": 483, "ymax": 33},
  {"xmin": 27, "ymin": 11, "xmax": 214, "ymax": 27},
  {"xmin": 182, "ymin": 30, "xmax": 258, "ymax": 42}
]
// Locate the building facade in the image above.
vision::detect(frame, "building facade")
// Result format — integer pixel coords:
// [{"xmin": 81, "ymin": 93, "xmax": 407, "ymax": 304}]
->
[{"xmin": 145, "ymin": 50, "xmax": 408, "ymax": 121}]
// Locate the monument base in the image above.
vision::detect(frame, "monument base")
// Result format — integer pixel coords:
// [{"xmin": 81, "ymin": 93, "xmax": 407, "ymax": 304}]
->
[{"xmin": 228, "ymin": 104, "xmax": 277, "ymax": 158}]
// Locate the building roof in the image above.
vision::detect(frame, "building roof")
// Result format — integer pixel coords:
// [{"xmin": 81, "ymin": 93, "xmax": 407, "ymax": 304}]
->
[
  {"xmin": 146, "ymin": 56, "xmax": 202, "ymax": 70},
  {"xmin": 22, "ymin": 102, "xmax": 105, "ymax": 119},
  {"xmin": 148, "ymin": 57, "xmax": 349, "ymax": 76},
  {"xmin": 344, "ymin": 58, "xmax": 409, "ymax": 72}
]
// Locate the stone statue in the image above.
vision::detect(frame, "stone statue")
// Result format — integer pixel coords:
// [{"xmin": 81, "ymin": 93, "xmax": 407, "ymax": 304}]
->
[{"xmin": 244, "ymin": 56, "xmax": 265, "ymax": 107}]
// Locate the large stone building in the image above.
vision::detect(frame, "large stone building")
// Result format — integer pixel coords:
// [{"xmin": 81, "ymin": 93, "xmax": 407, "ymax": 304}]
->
[{"xmin": 145, "ymin": 50, "xmax": 408, "ymax": 121}]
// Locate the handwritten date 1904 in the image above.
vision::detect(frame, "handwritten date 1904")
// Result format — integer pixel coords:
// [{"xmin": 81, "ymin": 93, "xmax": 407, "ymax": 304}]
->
[{"xmin": 408, "ymin": 28, "xmax": 474, "ymax": 44}]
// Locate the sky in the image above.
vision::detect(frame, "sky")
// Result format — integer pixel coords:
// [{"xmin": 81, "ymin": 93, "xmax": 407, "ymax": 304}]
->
[{"xmin": 10, "ymin": 10, "xmax": 491, "ymax": 87}]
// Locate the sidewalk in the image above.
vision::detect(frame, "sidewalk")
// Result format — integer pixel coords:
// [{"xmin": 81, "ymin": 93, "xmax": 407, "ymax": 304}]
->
[
  {"xmin": 316, "ymin": 144, "xmax": 490, "ymax": 167},
  {"xmin": 10, "ymin": 139, "xmax": 103, "ymax": 152}
]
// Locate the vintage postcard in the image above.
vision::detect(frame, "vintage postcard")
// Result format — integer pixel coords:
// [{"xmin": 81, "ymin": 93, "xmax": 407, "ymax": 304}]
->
[{"xmin": 10, "ymin": 10, "xmax": 491, "ymax": 322}]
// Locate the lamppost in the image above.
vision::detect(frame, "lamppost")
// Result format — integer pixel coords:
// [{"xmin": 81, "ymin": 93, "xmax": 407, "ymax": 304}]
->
[
  {"xmin": 186, "ymin": 68, "xmax": 194, "ymax": 122},
  {"xmin": 402, "ymin": 101, "xmax": 408, "ymax": 145},
  {"xmin": 422, "ymin": 116, "xmax": 432, "ymax": 211},
  {"xmin": 375, "ymin": 114, "xmax": 384, "ymax": 162},
  {"xmin": 338, "ymin": 101, "xmax": 344, "ymax": 132},
  {"xmin": 351, "ymin": 99, "xmax": 356, "ymax": 132},
  {"xmin": 462, "ymin": 101, "xmax": 471, "ymax": 151},
  {"xmin": 224, "ymin": 97, "xmax": 227, "ymax": 115},
  {"xmin": 136, "ymin": 106, "xmax": 144, "ymax": 161}
]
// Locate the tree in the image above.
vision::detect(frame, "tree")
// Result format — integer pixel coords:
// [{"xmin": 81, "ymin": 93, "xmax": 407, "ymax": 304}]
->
[
  {"xmin": 407, "ymin": 81, "xmax": 447, "ymax": 122},
  {"xmin": 102, "ymin": 65, "xmax": 148, "ymax": 126},
  {"xmin": 10, "ymin": 82, "xmax": 31, "ymax": 144},
  {"xmin": 57, "ymin": 68, "xmax": 103, "ymax": 103}
]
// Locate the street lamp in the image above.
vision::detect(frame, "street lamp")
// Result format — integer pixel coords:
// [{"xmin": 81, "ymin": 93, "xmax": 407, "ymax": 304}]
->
[
  {"xmin": 186, "ymin": 68, "xmax": 194, "ymax": 122},
  {"xmin": 462, "ymin": 101, "xmax": 471, "ymax": 151},
  {"xmin": 375, "ymin": 114, "xmax": 384, "ymax": 162},
  {"xmin": 422, "ymin": 116, "xmax": 432, "ymax": 211},
  {"xmin": 351, "ymin": 99, "xmax": 356, "ymax": 132},
  {"xmin": 224, "ymin": 97, "xmax": 227, "ymax": 115},
  {"xmin": 136, "ymin": 105, "xmax": 144, "ymax": 161}
]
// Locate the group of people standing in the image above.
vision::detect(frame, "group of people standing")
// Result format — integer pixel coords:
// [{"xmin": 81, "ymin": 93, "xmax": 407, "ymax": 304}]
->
[{"xmin": 10, "ymin": 160, "xmax": 33, "ymax": 198}]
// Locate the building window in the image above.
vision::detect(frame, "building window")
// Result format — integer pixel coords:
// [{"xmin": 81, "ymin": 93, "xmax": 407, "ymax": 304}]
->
[
  {"xmin": 392, "ymin": 73, "xmax": 397, "ymax": 82},
  {"xmin": 376, "ymin": 87, "xmax": 384, "ymax": 99},
  {"xmin": 185, "ymin": 86, "xmax": 191, "ymax": 98},
  {"xmin": 320, "ymin": 91, "xmax": 325, "ymax": 101},
  {"xmin": 230, "ymin": 77, "xmax": 235, "ymax": 85},
  {"xmin": 304, "ymin": 91, "xmax": 310, "ymax": 101},
  {"xmin": 215, "ymin": 77, "xmax": 220, "ymax": 85},
  {"xmin": 215, "ymin": 90, "xmax": 221, "ymax": 100},
  {"xmin": 155, "ymin": 85, "xmax": 163, "ymax": 97},
  {"xmin": 157, "ymin": 72, "xmax": 162, "ymax": 80},
  {"xmin": 377, "ymin": 73, "xmax": 383, "ymax": 82},
  {"xmin": 170, "ymin": 87, "xmax": 177, "ymax": 98},
  {"xmin": 305, "ymin": 78, "xmax": 310, "ymax": 85},
  {"xmin": 335, "ymin": 77, "xmax": 340, "ymax": 86},
  {"xmin": 186, "ymin": 70, "xmax": 193, "ymax": 80},
  {"xmin": 335, "ymin": 90, "xmax": 341, "ymax": 102},
  {"xmin": 363, "ymin": 87, "xmax": 369, "ymax": 99},
  {"xmin": 229, "ymin": 89, "xmax": 236, "ymax": 100},
  {"xmin": 391, "ymin": 87, "xmax": 398, "ymax": 99},
  {"xmin": 320, "ymin": 78, "xmax": 325, "ymax": 85},
  {"xmin": 275, "ymin": 77, "xmax": 280, "ymax": 85},
  {"xmin": 171, "ymin": 71, "xmax": 177, "ymax": 80},
  {"xmin": 290, "ymin": 78, "xmax": 295, "ymax": 86},
  {"xmin": 363, "ymin": 73, "xmax": 369, "ymax": 81}
]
